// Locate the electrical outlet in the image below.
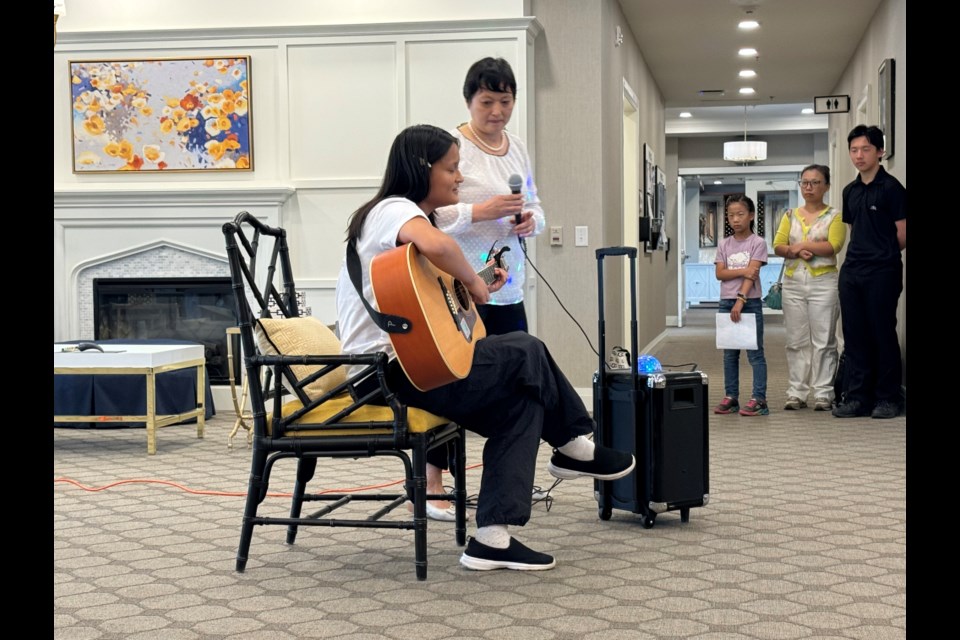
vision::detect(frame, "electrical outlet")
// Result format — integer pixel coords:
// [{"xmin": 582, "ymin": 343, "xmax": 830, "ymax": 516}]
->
[
  {"xmin": 575, "ymin": 226, "xmax": 588, "ymax": 247},
  {"xmin": 550, "ymin": 226, "xmax": 563, "ymax": 246}
]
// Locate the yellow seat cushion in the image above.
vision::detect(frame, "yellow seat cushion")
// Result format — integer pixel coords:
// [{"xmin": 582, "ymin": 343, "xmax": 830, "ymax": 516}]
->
[{"xmin": 269, "ymin": 394, "xmax": 450, "ymax": 436}]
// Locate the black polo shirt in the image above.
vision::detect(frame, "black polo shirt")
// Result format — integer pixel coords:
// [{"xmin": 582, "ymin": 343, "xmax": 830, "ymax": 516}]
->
[{"xmin": 841, "ymin": 165, "xmax": 907, "ymax": 271}]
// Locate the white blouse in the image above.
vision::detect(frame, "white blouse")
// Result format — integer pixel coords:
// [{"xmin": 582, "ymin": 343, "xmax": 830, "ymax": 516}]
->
[{"xmin": 433, "ymin": 129, "xmax": 546, "ymax": 305}]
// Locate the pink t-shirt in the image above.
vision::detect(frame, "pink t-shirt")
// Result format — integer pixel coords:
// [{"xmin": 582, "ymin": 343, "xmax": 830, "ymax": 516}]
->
[{"xmin": 715, "ymin": 233, "xmax": 767, "ymax": 299}]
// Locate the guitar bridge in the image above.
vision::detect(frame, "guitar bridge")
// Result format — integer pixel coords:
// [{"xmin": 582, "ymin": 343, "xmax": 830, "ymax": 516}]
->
[{"xmin": 437, "ymin": 276, "xmax": 474, "ymax": 342}]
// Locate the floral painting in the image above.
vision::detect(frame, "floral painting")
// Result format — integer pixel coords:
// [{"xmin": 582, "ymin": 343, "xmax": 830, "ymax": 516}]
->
[{"xmin": 70, "ymin": 57, "xmax": 253, "ymax": 173}]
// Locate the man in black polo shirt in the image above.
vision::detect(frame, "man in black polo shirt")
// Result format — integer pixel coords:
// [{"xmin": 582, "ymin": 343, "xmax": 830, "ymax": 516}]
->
[{"xmin": 833, "ymin": 125, "xmax": 907, "ymax": 419}]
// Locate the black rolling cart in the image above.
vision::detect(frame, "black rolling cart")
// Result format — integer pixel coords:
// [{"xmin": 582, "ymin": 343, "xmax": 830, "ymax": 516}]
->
[{"xmin": 593, "ymin": 247, "xmax": 710, "ymax": 528}]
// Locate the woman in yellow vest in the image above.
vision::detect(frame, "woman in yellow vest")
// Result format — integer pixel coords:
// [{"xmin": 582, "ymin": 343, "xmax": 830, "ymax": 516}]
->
[{"xmin": 773, "ymin": 164, "xmax": 847, "ymax": 412}]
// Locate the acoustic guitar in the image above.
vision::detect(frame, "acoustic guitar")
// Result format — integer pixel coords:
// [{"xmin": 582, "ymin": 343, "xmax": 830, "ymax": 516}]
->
[{"xmin": 370, "ymin": 243, "xmax": 509, "ymax": 391}]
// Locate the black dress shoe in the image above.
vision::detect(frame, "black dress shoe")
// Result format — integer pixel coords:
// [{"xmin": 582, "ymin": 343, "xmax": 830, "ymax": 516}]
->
[{"xmin": 832, "ymin": 400, "xmax": 868, "ymax": 418}]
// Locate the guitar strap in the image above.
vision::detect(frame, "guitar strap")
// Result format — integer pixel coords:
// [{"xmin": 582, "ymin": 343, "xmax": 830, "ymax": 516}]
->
[{"xmin": 346, "ymin": 238, "xmax": 413, "ymax": 334}]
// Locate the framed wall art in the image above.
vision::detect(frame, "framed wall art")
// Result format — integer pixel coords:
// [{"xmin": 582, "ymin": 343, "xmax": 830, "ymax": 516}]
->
[
  {"xmin": 69, "ymin": 56, "xmax": 253, "ymax": 173},
  {"xmin": 877, "ymin": 57, "xmax": 895, "ymax": 159},
  {"xmin": 699, "ymin": 196, "xmax": 720, "ymax": 249},
  {"xmin": 642, "ymin": 143, "xmax": 657, "ymax": 251}
]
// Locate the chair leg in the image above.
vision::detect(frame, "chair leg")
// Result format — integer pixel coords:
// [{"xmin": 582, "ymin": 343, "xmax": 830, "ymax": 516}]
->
[
  {"xmin": 237, "ymin": 447, "xmax": 269, "ymax": 572},
  {"xmin": 286, "ymin": 457, "xmax": 317, "ymax": 545},
  {"xmin": 454, "ymin": 427, "xmax": 467, "ymax": 546},
  {"xmin": 412, "ymin": 442, "xmax": 428, "ymax": 581}
]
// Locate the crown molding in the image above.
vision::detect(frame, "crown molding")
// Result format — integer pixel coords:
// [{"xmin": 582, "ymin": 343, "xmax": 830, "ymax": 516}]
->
[{"xmin": 55, "ymin": 17, "xmax": 542, "ymax": 46}]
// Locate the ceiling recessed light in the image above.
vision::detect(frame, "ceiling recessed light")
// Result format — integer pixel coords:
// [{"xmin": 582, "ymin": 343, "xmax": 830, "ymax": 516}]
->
[
  {"xmin": 739, "ymin": 87, "xmax": 755, "ymax": 95},
  {"xmin": 801, "ymin": 107, "xmax": 814, "ymax": 114},
  {"xmin": 738, "ymin": 48, "xmax": 758, "ymax": 57},
  {"xmin": 738, "ymin": 20, "xmax": 760, "ymax": 30},
  {"xmin": 713, "ymin": 180, "xmax": 723, "ymax": 185},
  {"xmin": 739, "ymin": 69, "xmax": 756, "ymax": 78},
  {"xmin": 679, "ymin": 112, "xmax": 692, "ymax": 118}
]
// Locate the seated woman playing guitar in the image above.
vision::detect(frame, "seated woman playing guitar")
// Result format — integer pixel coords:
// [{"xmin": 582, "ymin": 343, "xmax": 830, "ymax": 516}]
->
[{"xmin": 335, "ymin": 124, "xmax": 635, "ymax": 571}]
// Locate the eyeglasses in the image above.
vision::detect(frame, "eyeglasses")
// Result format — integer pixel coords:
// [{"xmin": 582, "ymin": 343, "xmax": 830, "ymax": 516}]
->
[{"xmin": 798, "ymin": 180, "xmax": 823, "ymax": 188}]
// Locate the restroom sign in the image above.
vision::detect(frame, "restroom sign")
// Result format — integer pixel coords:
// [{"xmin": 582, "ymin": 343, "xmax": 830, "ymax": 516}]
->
[{"xmin": 814, "ymin": 95, "xmax": 850, "ymax": 114}]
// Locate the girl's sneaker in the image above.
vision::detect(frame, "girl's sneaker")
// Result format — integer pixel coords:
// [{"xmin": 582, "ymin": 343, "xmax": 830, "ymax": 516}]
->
[
  {"xmin": 714, "ymin": 397, "xmax": 740, "ymax": 414},
  {"xmin": 739, "ymin": 398, "xmax": 769, "ymax": 416}
]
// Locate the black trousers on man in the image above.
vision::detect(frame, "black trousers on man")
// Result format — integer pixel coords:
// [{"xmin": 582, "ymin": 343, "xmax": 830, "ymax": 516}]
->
[
  {"xmin": 838, "ymin": 265, "xmax": 903, "ymax": 407},
  {"xmin": 387, "ymin": 332, "xmax": 592, "ymax": 528}
]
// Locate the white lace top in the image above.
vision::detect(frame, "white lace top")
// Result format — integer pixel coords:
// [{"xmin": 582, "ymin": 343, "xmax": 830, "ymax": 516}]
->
[{"xmin": 433, "ymin": 129, "xmax": 545, "ymax": 305}]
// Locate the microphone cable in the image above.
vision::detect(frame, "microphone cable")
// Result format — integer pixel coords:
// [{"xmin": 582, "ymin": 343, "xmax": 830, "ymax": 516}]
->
[{"xmin": 517, "ymin": 237, "xmax": 599, "ymax": 357}]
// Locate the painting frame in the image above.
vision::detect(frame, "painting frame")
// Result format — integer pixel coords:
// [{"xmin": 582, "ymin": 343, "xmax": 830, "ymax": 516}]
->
[
  {"xmin": 642, "ymin": 143, "xmax": 657, "ymax": 251},
  {"xmin": 699, "ymin": 196, "xmax": 720, "ymax": 249},
  {"xmin": 877, "ymin": 58, "xmax": 895, "ymax": 159},
  {"xmin": 69, "ymin": 56, "xmax": 254, "ymax": 173}
]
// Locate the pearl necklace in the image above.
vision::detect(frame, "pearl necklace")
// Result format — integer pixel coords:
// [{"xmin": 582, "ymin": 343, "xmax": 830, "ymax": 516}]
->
[{"xmin": 467, "ymin": 121, "xmax": 506, "ymax": 153}]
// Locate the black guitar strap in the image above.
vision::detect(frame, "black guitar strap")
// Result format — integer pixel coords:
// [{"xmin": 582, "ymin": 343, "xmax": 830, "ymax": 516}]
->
[{"xmin": 346, "ymin": 238, "xmax": 412, "ymax": 334}]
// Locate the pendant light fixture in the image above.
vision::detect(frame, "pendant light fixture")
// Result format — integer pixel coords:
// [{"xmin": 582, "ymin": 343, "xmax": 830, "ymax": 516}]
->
[{"xmin": 723, "ymin": 105, "xmax": 767, "ymax": 164}]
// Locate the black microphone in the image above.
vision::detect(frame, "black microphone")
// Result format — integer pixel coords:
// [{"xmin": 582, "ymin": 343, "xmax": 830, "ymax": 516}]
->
[
  {"xmin": 508, "ymin": 173, "xmax": 525, "ymax": 251},
  {"xmin": 508, "ymin": 174, "xmax": 523, "ymax": 225}
]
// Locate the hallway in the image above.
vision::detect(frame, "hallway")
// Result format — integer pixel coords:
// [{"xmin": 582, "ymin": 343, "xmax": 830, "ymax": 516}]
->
[{"xmin": 53, "ymin": 308, "xmax": 906, "ymax": 639}]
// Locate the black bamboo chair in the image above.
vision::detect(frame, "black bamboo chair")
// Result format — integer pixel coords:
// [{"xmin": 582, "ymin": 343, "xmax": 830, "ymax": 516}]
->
[{"xmin": 222, "ymin": 211, "xmax": 467, "ymax": 580}]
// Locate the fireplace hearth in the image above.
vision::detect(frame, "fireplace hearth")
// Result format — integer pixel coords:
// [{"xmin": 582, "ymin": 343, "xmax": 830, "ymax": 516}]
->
[{"xmin": 93, "ymin": 277, "xmax": 238, "ymax": 385}]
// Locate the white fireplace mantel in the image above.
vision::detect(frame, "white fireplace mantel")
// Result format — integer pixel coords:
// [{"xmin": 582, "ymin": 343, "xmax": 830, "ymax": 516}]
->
[
  {"xmin": 54, "ymin": 185, "xmax": 296, "ymax": 210},
  {"xmin": 54, "ymin": 184, "xmax": 296, "ymax": 345}
]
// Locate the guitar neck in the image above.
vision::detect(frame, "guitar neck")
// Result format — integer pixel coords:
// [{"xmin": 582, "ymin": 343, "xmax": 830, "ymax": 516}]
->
[
  {"xmin": 476, "ymin": 263, "xmax": 498, "ymax": 286},
  {"xmin": 476, "ymin": 246, "xmax": 509, "ymax": 286}
]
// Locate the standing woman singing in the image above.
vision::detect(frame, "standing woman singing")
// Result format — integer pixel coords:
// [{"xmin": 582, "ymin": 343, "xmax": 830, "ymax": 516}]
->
[
  {"xmin": 773, "ymin": 165, "xmax": 846, "ymax": 412},
  {"xmin": 434, "ymin": 57, "xmax": 545, "ymax": 335},
  {"xmin": 423, "ymin": 57, "xmax": 546, "ymax": 520}
]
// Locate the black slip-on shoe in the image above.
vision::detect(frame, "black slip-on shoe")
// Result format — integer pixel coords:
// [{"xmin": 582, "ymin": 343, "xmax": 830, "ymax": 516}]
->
[
  {"xmin": 871, "ymin": 400, "xmax": 900, "ymax": 419},
  {"xmin": 459, "ymin": 537, "xmax": 556, "ymax": 571},
  {"xmin": 832, "ymin": 400, "xmax": 869, "ymax": 418},
  {"xmin": 546, "ymin": 445, "xmax": 636, "ymax": 481}
]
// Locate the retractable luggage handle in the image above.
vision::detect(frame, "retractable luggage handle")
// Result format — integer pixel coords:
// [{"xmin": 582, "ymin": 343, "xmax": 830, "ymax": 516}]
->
[{"xmin": 596, "ymin": 247, "xmax": 639, "ymax": 391}]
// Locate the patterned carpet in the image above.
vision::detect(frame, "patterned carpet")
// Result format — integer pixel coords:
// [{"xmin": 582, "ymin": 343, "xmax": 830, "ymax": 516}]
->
[{"xmin": 53, "ymin": 308, "xmax": 906, "ymax": 639}]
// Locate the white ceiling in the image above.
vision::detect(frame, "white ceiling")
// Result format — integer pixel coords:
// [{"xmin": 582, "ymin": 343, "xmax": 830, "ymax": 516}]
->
[{"xmin": 617, "ymin": 0, "xmax": 885, "ymax": 135}]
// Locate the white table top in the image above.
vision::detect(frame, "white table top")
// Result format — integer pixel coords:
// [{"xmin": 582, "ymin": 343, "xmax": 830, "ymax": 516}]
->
[{"xmin": 53, "ymin": 343, "xmax": 205, "ymax": 369}]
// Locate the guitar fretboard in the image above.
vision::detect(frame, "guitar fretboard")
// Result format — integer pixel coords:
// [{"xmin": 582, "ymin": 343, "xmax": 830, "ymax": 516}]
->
[
  {"xmin": 477, "ymin": 263, "xmax": 498, "ymax": 285},
  {"xmin": 476, "ymin": 247, "xmax": 509, "ymax": 285}
]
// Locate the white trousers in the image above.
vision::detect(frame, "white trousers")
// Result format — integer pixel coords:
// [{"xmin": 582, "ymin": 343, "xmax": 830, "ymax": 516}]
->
[{"xmin": 782, "ymin": 268, "xmax": 840, "ymax": 402}]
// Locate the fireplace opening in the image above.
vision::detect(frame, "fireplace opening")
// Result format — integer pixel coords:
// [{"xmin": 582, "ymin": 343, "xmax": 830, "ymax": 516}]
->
[{"xmin": 93, "ymin": 277, "xmax": 238, "ymax": 385}]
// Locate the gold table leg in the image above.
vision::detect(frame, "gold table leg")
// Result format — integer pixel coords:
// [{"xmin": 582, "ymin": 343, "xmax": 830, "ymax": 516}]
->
[{"xmin": 226, "ymin": 327, "xmax": 253, "ymax": 449}]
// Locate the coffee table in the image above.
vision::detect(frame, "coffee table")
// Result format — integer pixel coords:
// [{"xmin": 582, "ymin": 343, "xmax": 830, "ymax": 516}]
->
[{"xmin": 54, "ymin": 343, "xmax": 206, "ymax": 454}]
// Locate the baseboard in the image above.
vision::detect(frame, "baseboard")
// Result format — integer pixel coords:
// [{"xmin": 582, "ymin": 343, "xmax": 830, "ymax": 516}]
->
[{"xmin": 211, "ymin": 385, "xmax": 241, "ymax": 416}]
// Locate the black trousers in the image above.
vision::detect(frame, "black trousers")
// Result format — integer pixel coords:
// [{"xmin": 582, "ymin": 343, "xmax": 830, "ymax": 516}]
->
[
  {"xmin": 838, "ymin": 265, "xmax": 903, "ymax": 406},
  {"xmin": 478, "ymin": 300, "xmax": 528, "ymax": 335},
  {"xmin": 388, "ymin": 332, "xmax": 592, "ymax": 527},
  {"xmin": 426, "ymin": 301, "xmax": 529, "ymax": 470}
]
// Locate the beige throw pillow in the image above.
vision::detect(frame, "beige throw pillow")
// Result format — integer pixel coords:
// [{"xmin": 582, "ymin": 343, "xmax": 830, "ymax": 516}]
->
[{"xmin": 254, "ymin": 317, "xmax": 346, "ymax": 400}]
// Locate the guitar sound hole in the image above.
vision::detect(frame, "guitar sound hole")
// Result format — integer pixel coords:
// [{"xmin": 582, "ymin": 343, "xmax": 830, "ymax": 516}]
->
[{"xmin": 452, "ymin": 280, "xmax": 470, "ymax": 310}]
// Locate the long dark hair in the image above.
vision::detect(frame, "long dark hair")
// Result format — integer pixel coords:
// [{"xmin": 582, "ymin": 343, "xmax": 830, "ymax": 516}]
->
[{"xmin": 347, "ymin": 124, "xmax": 458, "ymax": 242}]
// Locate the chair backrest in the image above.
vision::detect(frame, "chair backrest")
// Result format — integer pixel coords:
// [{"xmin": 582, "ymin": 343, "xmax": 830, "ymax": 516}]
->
[{"xmin": 222, "ymin": 211, "xmax": 405, "ymax": 440}]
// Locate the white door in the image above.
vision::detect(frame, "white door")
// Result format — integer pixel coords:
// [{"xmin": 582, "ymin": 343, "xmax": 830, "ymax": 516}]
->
[
  {"xmin": 621, "ymin": 82, "xmax": 640, "ymax": 345},
  {"xmin": 675, "ymin": 176, "xmax": 686, "ymax": 327},
  {"xmin": 744, "ymin": 180, "xmax": 800, "ymax": 253}
]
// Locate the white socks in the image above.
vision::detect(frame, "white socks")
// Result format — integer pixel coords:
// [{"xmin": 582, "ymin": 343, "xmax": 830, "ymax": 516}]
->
[
  {"xmin": 473, "ymin": 437, "xmax": 595, "ymax": 550},
  {"xmin": 557, "ymin": 435, "xmax": 595, "ymax": 462},
  {"xmin": 475, "ymin": 525, "xmax": 510, "ymax": 549}
]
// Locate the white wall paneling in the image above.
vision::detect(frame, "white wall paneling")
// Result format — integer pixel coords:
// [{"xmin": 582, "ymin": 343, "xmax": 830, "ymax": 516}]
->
[{"xmin": 55, "ymin": 18, "xmax": 542, "ymax": 343}]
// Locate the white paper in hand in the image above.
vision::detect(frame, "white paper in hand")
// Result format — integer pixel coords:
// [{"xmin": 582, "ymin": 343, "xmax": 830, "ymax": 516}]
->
[{"xmin": 716, "ymin": 313, "xmax": 758, "ymax": 350}]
